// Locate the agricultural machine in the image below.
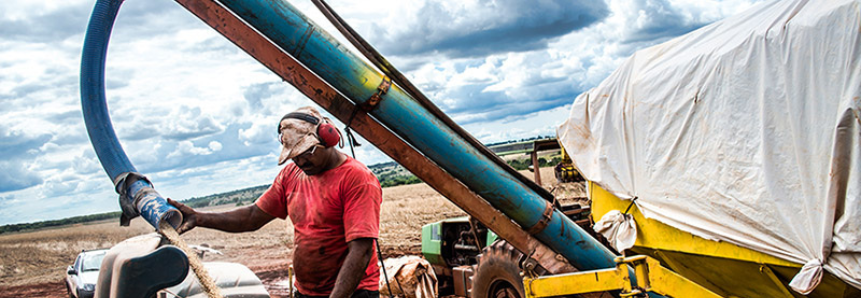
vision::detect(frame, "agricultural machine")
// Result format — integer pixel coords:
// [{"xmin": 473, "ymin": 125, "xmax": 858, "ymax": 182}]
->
[
  {"xmin": 81, "ymin": 0, "xmax": 861, "ymax": 297},
  {"xmin": 421, "ymin": 139, "xmax": 592, "ymax": 298}
]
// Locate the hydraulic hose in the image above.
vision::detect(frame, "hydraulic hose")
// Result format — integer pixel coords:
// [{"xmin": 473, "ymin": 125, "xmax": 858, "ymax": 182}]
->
[{"xmin": 80, "ymin": 0, "xmax": 181, "ymax": 231}]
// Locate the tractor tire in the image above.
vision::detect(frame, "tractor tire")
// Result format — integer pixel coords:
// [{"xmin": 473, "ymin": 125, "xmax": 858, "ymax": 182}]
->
[{"xmin": 472, "ymin": 240, "xmax": 525, "ymax": 298}]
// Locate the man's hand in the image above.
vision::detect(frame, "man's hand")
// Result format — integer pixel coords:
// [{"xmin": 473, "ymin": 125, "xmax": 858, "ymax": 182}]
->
[
  {"xmin": 168, "ymin": 199, "xmax": 275, "ymax": 234},
  {"xmin": 168, "ymin": 198, "xmax": 198, "ymax": 234}
]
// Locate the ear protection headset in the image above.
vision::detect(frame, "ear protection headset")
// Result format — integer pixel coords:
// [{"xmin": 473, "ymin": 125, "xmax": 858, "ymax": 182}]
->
[{"xmin": 278, "ymin": 112, "xmax": 341, "ymax": 148}]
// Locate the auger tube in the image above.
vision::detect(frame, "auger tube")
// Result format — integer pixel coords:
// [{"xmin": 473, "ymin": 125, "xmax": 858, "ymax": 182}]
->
[
  {"xmin": 80, "ymin": 0, "xmax": 181, "ymax": 231},
  {"xmin": 79, "ymin": 0, "xmax": 615, "ymax": 271},
  {"xmin": 214, "ymin": 0, "xmax": 617, "ymax": 271}
]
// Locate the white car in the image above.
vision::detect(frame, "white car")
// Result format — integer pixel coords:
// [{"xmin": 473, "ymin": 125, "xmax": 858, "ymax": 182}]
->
[
  {"xmin": 66, "ymin": 249, "xmax": 108, "ymax": 298},
  {"xmin": 157, "ymin": 262, "xmax": 270, "ymax": 298}
]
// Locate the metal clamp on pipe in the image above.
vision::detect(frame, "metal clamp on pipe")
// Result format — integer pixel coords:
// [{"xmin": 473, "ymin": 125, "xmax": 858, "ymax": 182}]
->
[
  {"xmin": 362, "ymin": 76, "xmax": 391, "ymax": 111},
  {"xmin": 526, "ymin": 201, "xmax": 554, "ymax": 235},
  {"xmin": 114, "ymin": 172, "xmax": 182, "ymax": 230}
]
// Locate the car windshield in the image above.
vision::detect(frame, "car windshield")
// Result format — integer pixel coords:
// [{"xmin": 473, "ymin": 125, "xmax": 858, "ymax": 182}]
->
[{"xmin": 82, "ymin": 251, "xmax": 106, "ymax": 271}]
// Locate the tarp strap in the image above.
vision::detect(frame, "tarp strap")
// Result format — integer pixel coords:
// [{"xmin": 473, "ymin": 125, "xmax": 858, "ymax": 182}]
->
[{"xmin": 623, "ymin": 196, "xmax": 638, "ymax": 214}]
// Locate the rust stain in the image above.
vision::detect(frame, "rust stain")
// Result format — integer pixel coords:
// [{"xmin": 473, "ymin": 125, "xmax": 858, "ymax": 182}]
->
[{"xmin": 569, "ymin": 122, "xmax": 592, "ymax": 152}]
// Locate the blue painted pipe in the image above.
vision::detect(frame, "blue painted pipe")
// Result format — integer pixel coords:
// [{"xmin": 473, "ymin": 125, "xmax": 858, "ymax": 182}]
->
[
  {"xmin": 81, "ymin": 0, "xmax": 181, "ymax": 231},
  {"xmin": 217, "ymin": 0, "xmax": 617, "ymax": 270}
]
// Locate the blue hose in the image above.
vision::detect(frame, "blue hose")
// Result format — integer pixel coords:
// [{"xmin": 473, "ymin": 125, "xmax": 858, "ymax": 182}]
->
[{"xmin": 80, "ymin": 0, "xmax": 181, "ymax": 231}]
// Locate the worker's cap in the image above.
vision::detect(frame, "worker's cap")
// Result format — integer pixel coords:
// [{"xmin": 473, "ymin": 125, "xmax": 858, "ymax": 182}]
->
[{"xmin": 277, "ymin": 106, "xmax": 322, "ymax": 165}]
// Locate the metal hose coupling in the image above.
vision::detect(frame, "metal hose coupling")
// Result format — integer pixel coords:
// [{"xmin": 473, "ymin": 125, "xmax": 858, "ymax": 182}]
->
[{"xmin": 114, "ymin": 172, "xmax": 183, "ymax": 231}]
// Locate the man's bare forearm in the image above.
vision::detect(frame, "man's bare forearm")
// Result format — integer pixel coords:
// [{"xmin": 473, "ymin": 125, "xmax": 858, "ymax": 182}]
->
[
  {"xmin": 197, "ymin": 204, "xmax": 274, "ymax": 233},
  {"xmin": 330, "ymin": 238, "xmax": 374, "ymax": 298}
]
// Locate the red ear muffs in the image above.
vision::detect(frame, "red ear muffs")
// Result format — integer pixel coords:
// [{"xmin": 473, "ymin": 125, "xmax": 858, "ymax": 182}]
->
[
  {"xmin": 280, "ymin": 112, "xmax": 341, "ymax": 148},
  {"xmin": 316, "ymin": 121, "xmax": 340, "ymax": 148}
]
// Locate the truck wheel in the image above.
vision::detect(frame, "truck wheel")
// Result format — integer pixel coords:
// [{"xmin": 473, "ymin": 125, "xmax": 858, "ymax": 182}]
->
[
  {"xmin": 65, "ymin": 283, "xmax": 74, "ymax": 298},
  {"xmin": 472, "ymin": 240, "xmax": 524, "ymax": 298}
]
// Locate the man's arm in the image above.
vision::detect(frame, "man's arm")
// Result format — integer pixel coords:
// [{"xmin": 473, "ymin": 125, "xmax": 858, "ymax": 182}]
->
[
  {"xmin": 168, "ymin": 198, "xmax": 275, "ymax": 234},
  {"xmin": 330, "ymin": 238, "xmax": 375, "ymax": 298}
]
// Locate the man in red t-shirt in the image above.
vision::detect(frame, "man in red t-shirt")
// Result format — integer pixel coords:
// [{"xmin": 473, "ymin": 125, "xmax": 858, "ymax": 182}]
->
[{"xmin": 169, "ymin": 106, "xmax": 382, "ymax": 298}]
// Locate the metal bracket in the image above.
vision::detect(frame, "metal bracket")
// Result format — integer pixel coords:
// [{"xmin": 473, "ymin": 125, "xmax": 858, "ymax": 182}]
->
[
  {"xmin": 522, "ymin": 249, "xmax": 541, "ymax": 279},
  {"xmin": 526, "ymin": 201, "xmax": 554, "ymax": 235},
  {"xmin": 363, "ymin": 76, "xmax": 391, "ymax": 111}
]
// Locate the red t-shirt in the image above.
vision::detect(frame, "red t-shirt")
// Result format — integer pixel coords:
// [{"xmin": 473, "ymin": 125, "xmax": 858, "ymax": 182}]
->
[{"xmin": 256, "ymin": 155, "xmax": 382, "ymax": 296}]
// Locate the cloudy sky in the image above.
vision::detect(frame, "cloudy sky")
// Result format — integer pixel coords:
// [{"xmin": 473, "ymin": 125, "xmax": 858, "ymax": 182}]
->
[{"xmin": 0, "ymin": 0, "xmax": 764, "ymax": 226}]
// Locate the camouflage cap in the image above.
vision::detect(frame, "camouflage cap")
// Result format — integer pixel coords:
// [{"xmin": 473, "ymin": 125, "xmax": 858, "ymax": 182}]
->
[{"xmin": 277, "ymin": 106, "xmax": 322, "ymax": 165}]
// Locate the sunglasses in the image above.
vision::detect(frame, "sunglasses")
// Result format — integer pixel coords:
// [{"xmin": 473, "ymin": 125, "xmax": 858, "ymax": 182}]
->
[{"xmin": 294, "ymin": 145, "xmax": 318, "ymax": 160}]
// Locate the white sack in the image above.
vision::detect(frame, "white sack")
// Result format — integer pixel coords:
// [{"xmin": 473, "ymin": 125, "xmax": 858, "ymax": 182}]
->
[
  {"xmin": 594, "ymin": 210, "xmax": 638, "ymax": 252},
  {"xmin": 558, "ymin": 0, "xmax": 861, "ymax": 292},
  {"xmin": 379, "ymin": 256, "xmax": 438, "ymax": 298}
]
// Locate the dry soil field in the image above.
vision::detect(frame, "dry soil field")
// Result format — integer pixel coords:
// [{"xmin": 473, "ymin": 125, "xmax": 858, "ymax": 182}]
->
[{"xmin": 0, "ymin": 167, "xmax": 583, "ymax": 297}]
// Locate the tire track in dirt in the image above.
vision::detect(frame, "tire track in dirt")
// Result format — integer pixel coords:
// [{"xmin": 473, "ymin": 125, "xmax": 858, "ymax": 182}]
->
[
  {"xmin": 0, "ymin": 170, "xmax": 571, "ymax": 298},
  {"xmin": 0, "ymin": 280, "xmax": 66, "ymax": 298}
]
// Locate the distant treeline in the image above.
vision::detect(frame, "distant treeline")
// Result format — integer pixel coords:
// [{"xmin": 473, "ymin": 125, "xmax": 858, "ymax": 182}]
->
[
  {"xmin": 369, "ymin": 148, "xmax": 563, "ymax": 185},
  {"xmin": 370, "ymin": 162, "xmax": 423, "ymax": 188},
  {"xmin": 485, "ymin": 135, "xmax": 554, "ymax": 147},
  {"xmin": 0, "ymin": 211, "xmax": 122, "ymax": 234},
  {"xmin": 182, "ymin": 184, "xmax": 270, "ymax": 208},
  {"xmin": 379, "ymin": 174, "xmax": 422, "ymax": 188},
  {"xmin": 1, "ymin": 143, "xmax": 560, "ymax": 234},
  {"xmin": 0, "ymin": 164, "xmax": 420, "ymax": 234}
]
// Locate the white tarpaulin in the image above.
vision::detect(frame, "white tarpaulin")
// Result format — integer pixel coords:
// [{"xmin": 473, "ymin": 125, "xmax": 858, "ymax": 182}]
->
[{"xmin": 557, "ymin": 0, "xmax": 861, "ymax": 293}]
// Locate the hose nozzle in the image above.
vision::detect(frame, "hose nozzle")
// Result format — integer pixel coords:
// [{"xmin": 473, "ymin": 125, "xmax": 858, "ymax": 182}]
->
[{"xmin": 115, "ymin": 172, "xmax": 182, "ymax": 231}]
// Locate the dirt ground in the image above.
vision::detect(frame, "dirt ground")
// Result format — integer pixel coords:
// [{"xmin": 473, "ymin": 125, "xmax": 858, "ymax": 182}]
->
[{"xmin": 0, "ymin": 167, "xmax": 581, "ymax": 297}]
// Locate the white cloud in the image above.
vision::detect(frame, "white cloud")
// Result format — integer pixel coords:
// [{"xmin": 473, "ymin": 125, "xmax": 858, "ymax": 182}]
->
[
  {"xmin": 239, "ymin": 119, "xmax": 273, "ymax": 146},
  {"xmin": 0, "ymin": 0, "xmax": 766, "ymax": 225},
  {"xmin": 368, "ymin": 0, "xmax": 609, "ymax": 58},
  {"xmin": 168, "ymin": 141, "xmax": 213, "ymax": 159},
  {"xmin": 41, "ymin": 172, "xmax": 80, "ymax": 198},
  {"xmin": 209, "ymin": 141, "xmax": 223, "ymax": 152}
]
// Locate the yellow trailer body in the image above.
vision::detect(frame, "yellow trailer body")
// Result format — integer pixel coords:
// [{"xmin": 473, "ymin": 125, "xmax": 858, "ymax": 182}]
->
[{"xmin": 589, "ymin": 182, "xmax": 860, "ymax": 298}]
